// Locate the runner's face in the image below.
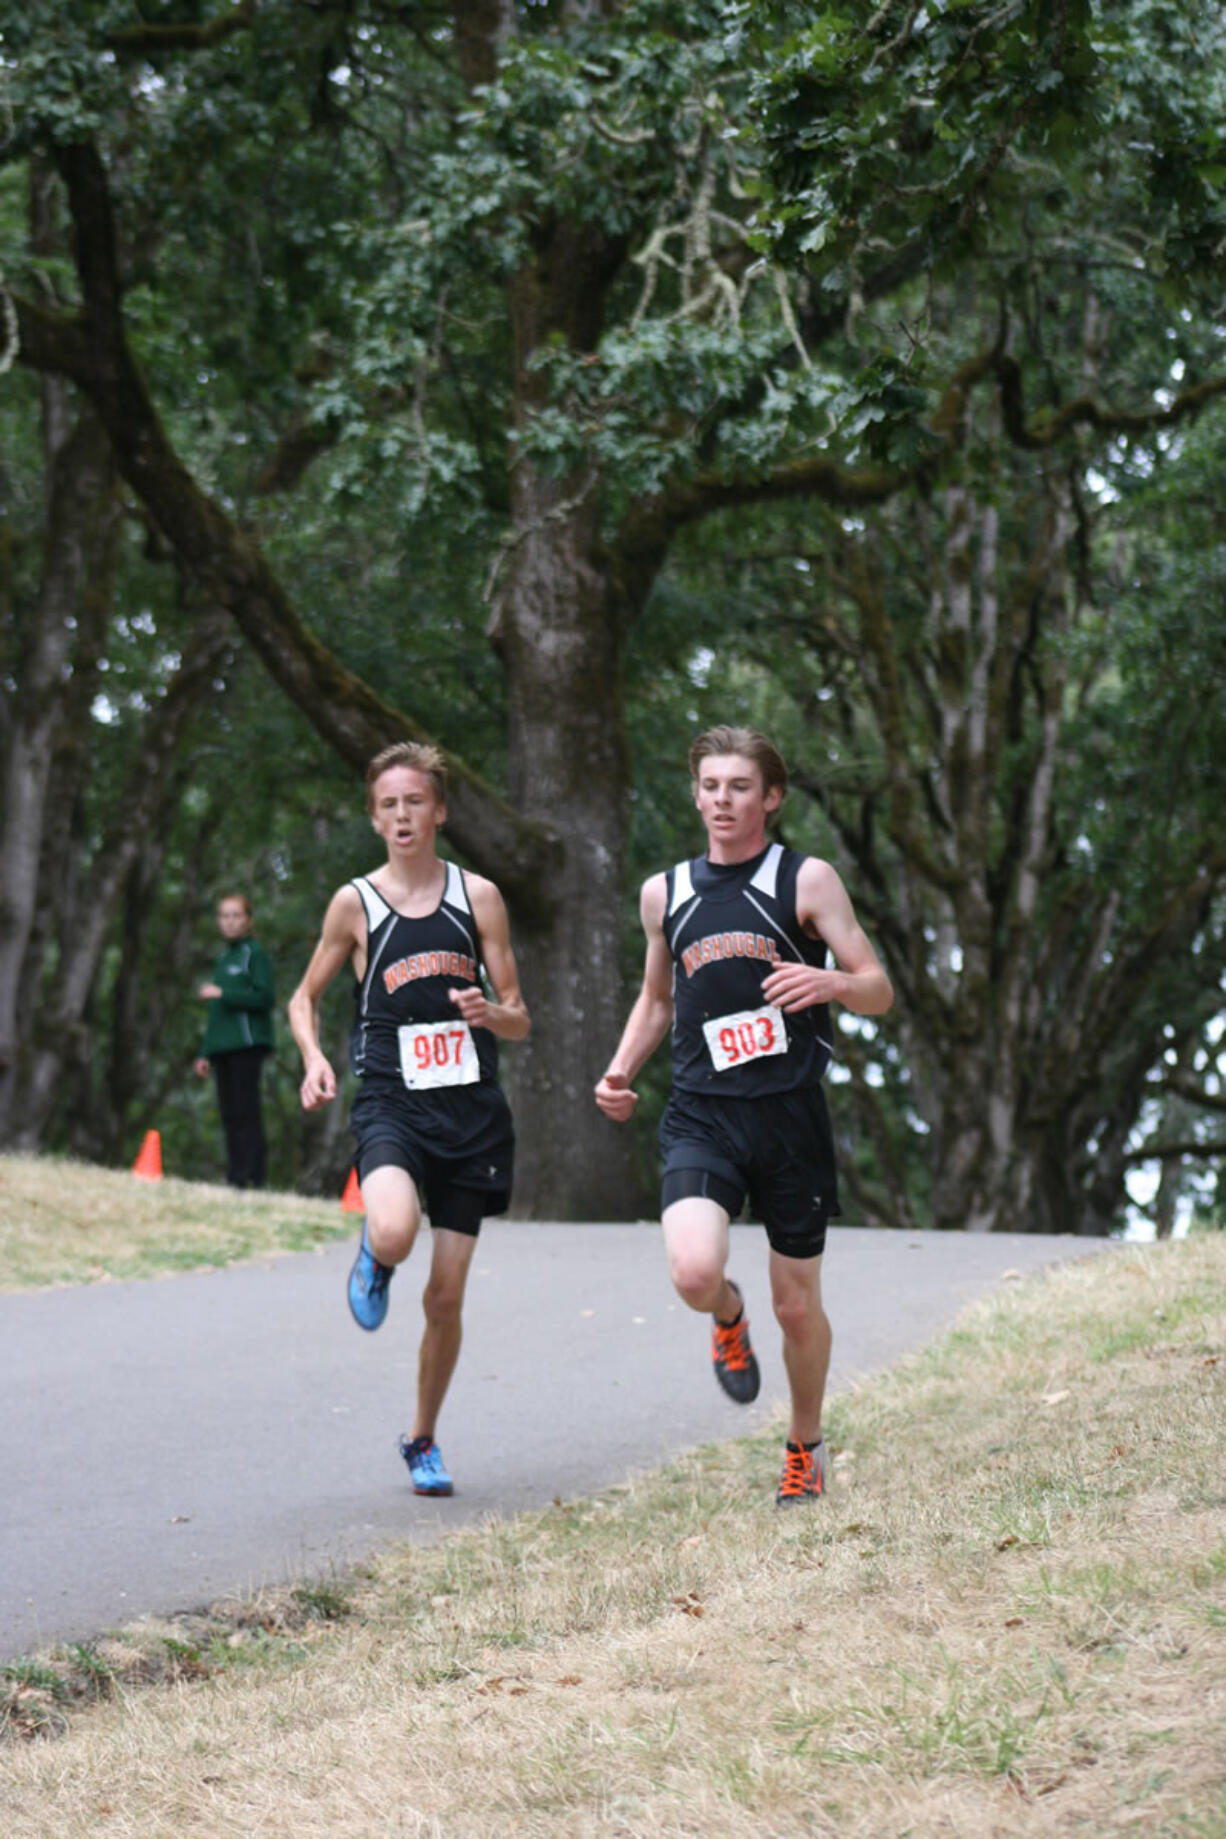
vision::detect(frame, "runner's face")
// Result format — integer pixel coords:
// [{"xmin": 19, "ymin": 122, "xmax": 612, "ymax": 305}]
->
[
  {"xmin": 370, "ymin": 766, "xmax": 445, "ymax": 857},
  {"xmin": 693, "ymin": 753, "xmax": 781, "ymax": 860},
  {"xmin": 216, "ymin": 900, "xmax": 251, "ymax": 939}
]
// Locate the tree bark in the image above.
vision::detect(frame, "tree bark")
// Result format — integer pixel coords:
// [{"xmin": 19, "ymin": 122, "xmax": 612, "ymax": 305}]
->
[
  {"xmin": 0, "ymin": 392, "xmax": 121, "ymax": 1136},
  {"xmin": 484, "ymin": 208, "xmax": 644, "ymax": 1214},
  {"xmin": 801, "ymin": 462, "xmax": 1226, "ymax": 1235},
  {"xmin": 492, "ymin": 483, "xmax": 640, "ymax": 1214},
  {"xmin": 13, "ymin": 607, "xmax": 233, "ymax": 1147},
  {"xmin": 91, "ymin": 798, "xmax": 222, "ymax": 1162}
]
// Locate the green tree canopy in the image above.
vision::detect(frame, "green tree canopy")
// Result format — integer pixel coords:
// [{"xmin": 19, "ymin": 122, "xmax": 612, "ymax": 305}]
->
[{"xmin": 4, "ymin": 0, "xmax": 1225, "ymax": 1224}]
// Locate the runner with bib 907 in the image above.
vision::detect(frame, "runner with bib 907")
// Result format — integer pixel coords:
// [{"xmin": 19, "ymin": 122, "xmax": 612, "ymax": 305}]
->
[
  {"xmin": 594, "ymin": 727, "xmax": 893, "ymax": 1506},
  {"xmin": 288, "ymin": 742, "xmax": 530, "ymax": 1499}
]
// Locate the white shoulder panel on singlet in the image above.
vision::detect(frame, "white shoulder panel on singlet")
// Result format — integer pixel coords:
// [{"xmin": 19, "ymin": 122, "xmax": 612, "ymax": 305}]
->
[
  {"xmin": 749, "ymin": 841, "xmax": 784, "ymax": 898},
  {"xmin": 352, "ymin": 877, "xmax": 392, "ymax": 934},
  {"xmin": 668, "ymin": 860, "xmax": 695, "ymax": 914},
  {"xmin": 444, "ymin": 860, "xmax": 470, "ymax": 913}
]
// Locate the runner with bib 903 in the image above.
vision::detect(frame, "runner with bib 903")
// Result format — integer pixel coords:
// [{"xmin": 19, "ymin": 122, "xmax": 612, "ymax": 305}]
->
[
  {"xmin": 288, "ymin": 742, "xmax": 530, "ymax": 1498},
  {"xmin": 594, "ymin": 726, "xmax": 893, "ymax": 1506}
]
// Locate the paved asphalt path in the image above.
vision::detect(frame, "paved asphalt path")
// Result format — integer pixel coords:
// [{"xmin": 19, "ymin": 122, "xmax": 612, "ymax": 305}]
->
[{"xmin": 0, "ymin": 1222, "xmax": 1105, "ymax": 1661}]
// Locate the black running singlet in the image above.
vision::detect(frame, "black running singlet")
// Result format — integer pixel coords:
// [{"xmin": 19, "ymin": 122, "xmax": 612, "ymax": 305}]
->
[
  {"xmin": 664, "ymin": 842, "xmax": 833, "ymax": 1097},
  {"xmin": 348, "ymin": 866, "xmax": 500, "ymax": 1089}
]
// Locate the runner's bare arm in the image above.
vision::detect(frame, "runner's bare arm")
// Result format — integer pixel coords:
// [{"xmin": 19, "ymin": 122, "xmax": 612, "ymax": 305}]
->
[
  {"xmin": 761, "ymin": 856, "xmax": 893, "ymax": 1016},
  {"xmin": 449, "ymin": 877, "xmax": 530, "ymax": 1040},
  {"xmin": 595, "ymin": 875, "xmax": 672, "ymax": 1122},
  {"xmin": 288, "ymin": 884, "xmax": 365, "ymax": 1110}
]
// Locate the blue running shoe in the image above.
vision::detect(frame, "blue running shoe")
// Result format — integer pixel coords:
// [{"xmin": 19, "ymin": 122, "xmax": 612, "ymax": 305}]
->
[
  {"xmin": 347, "ymin": 1222, "xmax": 393, "ymax": 1331},
  {"xmin": 399, "ymin": 1434, "xmax": 454, "ymax": 1496}
]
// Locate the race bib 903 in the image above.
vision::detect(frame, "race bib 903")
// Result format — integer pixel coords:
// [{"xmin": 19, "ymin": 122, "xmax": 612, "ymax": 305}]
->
[
  {"xmin": 702, "ymin": 1004, "xmax": 788, "ymax": 1073},
  {"xmin": 397, "ymin": 1020, "xmax": 480, "ymax": 1090}
]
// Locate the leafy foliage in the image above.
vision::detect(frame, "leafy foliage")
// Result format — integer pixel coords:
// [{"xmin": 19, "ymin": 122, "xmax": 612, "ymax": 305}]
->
[{"xmin": 3, "ymin": 0, "xmax": 1225, "ymax": 1223}]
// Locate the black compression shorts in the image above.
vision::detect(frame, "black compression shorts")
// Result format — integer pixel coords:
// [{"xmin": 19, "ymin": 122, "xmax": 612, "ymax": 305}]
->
[
  {"xmin": 658, "ymin": 1082, "xmax": 839, "ymax": 1259},
  {"xmin": 351, "ymin": 1079, "xmax": 514, "ymax": 1236}
]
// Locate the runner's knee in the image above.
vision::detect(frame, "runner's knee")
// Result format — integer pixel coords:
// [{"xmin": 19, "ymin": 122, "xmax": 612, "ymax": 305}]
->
[
  {"xmin": 422, "ymin": 1274, "xmax": 465, "ymax": 1326},
  {"xmin": 668, "ymin": 1247, "xmax": 725, "ymax": 1310},
  {"xmin": 773, "ymin": 1285, "xmax": 825, "ymax": 1342},
  {"xmin": 368, "ymin": 1216, "xmax": 417, "ymax": 1265},
  {"xmin": 363, "ymin": 1172, "xmax": 422, "ymax": 1264},
  {"xmin": 662, "ymin": 1195, "xmax": 731, "ymax": 1309}
]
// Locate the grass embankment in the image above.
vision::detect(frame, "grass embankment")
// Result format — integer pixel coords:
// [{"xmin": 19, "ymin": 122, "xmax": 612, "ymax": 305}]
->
[
  {"xmin": 0, "ymin": 1154, "xmax": 353, "ymax": 1290},
  {"xmin": 1, "ymin": 1167, "xmax": 1224, "ymax": 1835}
]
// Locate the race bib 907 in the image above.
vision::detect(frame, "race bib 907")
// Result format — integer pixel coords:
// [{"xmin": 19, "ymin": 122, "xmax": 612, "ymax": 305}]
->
[
  {"xmin": 397, "ymin": 1020, "xmax": 480, "ymax": 1090},
  {"xmin": 702, "ymin": 1004, "xmax": 789, "ymax": 1073}
]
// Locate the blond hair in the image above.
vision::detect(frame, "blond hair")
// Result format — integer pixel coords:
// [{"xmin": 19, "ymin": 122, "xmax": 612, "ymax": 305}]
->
[{"xmin": 365, "ymin": 741, "xmax": 448, "ymax": 811}]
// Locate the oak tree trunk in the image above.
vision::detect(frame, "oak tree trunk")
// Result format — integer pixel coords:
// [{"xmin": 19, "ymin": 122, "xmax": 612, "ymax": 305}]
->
[{"xmin": 493, "ymin": 505, "xmax": 639, "ymax": 1217}]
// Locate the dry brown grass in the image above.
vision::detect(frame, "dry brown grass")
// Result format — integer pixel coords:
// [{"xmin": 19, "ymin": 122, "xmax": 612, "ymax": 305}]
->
[
  {"xmin": 2, "ymin": 1235, "xmax": 1224, "ymax": 1837},
  {"xmin": 0, "ymin": 1154, "xmax": 351, "ymax": 1290}
]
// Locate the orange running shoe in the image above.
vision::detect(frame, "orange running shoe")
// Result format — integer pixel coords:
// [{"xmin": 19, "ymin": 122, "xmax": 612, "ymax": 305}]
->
[
  {"xmin": 711, "ymin": 1281, "xmax": 760, "ymax": 1404},
  {"xmin": 776, "ymin": 1437, "xmax": 827, "ymax": 1506}
]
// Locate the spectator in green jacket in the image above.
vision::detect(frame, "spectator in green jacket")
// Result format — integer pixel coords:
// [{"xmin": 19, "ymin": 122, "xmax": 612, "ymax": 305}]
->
[{"xmin": 194, "ymin": 893, "xmax": 275, "ymax": 1189}]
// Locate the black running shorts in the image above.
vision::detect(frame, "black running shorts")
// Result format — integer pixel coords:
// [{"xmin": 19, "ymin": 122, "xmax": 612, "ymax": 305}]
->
[
  {"xmin": 658, "ymin": 1082, "xmax": 839, "ymax": 1259},
  {"xmin": 350, "ymin": 1078, "xmax": 514, "ymax": 1236}
]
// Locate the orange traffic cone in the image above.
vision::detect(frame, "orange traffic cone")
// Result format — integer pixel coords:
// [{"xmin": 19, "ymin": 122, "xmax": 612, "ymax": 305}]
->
[
  {"xmin": 340, "ymin": 1167, "xmax": 364, "ymax": 1213},
  {"xmin": 132, "ymin": 1128, "xmax": 163, "ymax": 1181}
]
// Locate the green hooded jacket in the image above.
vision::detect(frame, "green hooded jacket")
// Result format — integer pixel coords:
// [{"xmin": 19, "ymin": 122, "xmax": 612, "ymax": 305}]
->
[{"xmin": 201, "ymin": 937, "xmax": 275, "ymax": 1057}]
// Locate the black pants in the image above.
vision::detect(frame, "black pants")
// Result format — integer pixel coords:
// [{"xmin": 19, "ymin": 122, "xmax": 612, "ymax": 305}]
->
[{"xmin": 212, "ymin": 1047, "xmax": 268, "ymax": 1189}]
